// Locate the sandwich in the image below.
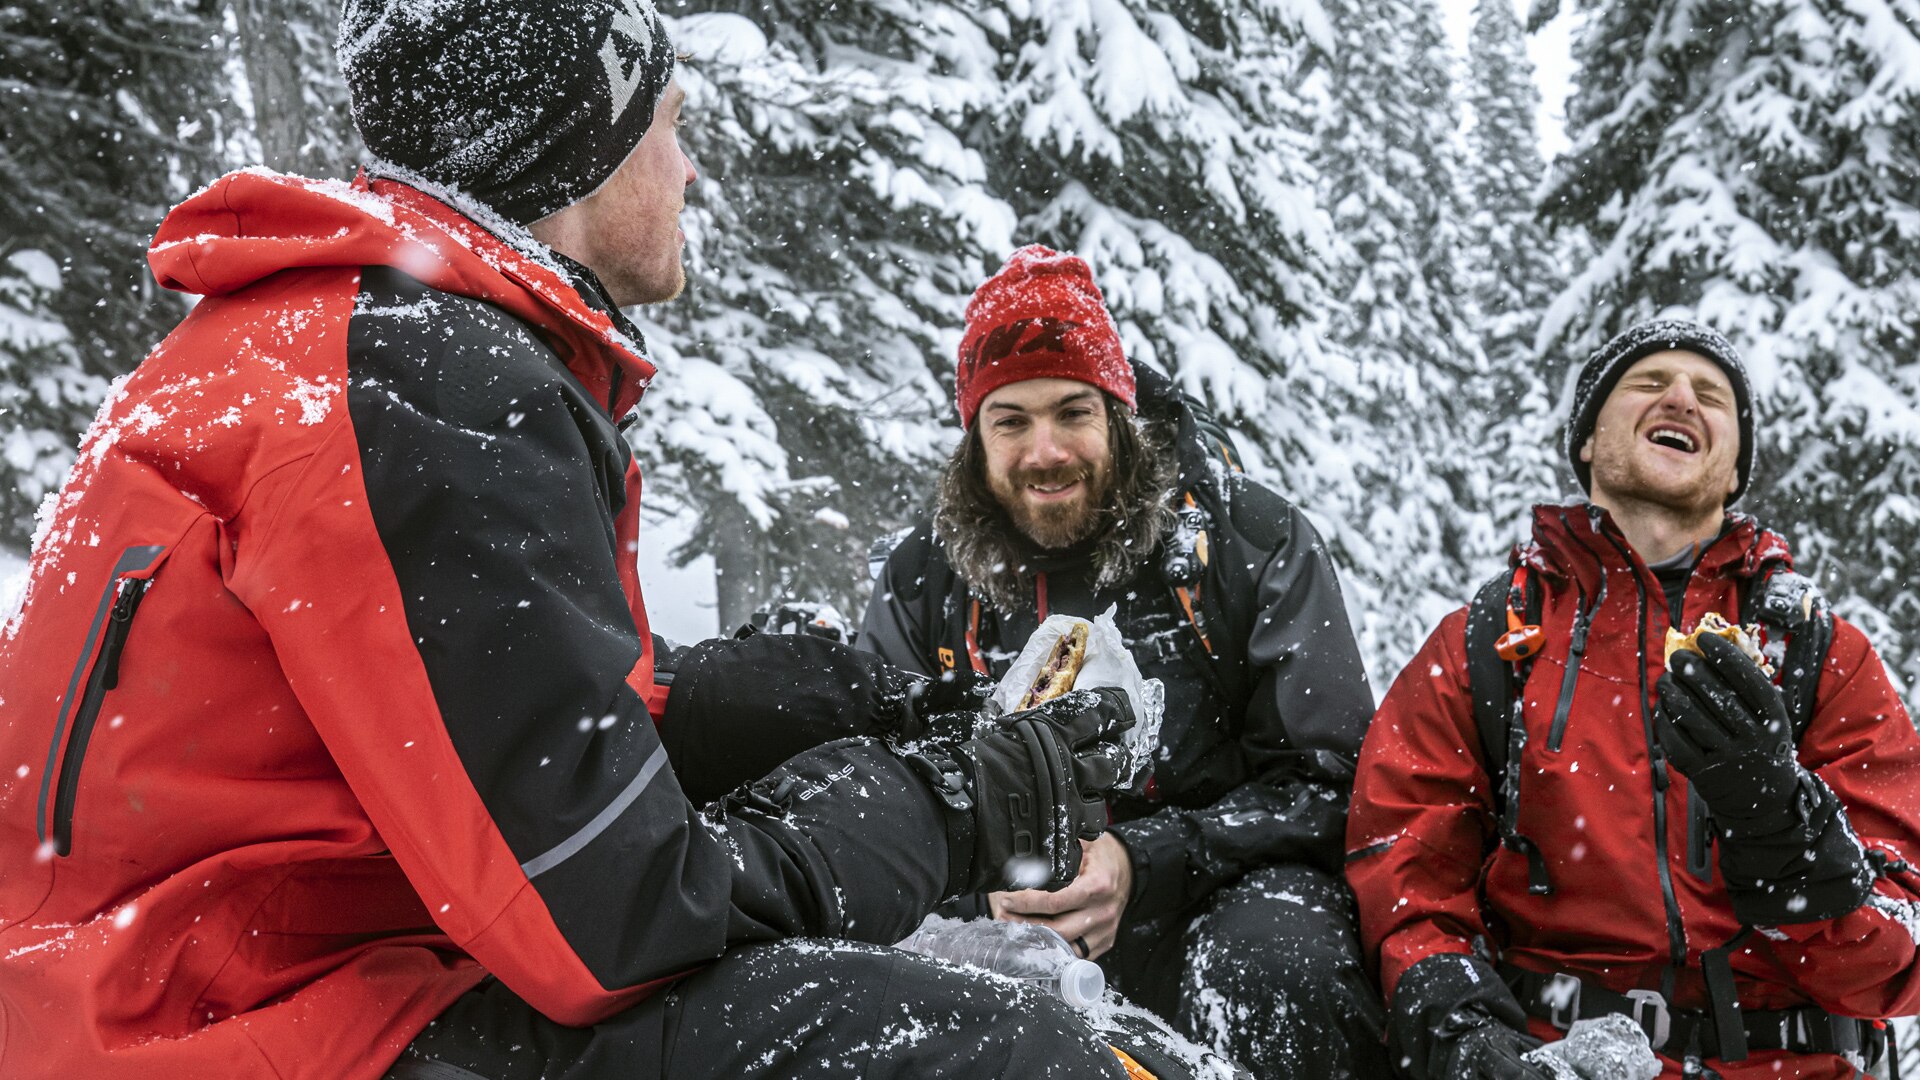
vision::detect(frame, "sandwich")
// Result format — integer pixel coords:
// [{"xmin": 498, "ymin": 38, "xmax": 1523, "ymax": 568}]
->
[
  {"xmin": 1663, "ymin": 612, "xmax": 1774, "ymax": 677},
  {"xmin": 1019, "ymin": 622, "xmax": 1091, "ymax": 709}
]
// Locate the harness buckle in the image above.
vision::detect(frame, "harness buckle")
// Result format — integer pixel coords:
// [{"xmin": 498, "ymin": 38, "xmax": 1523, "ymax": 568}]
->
[
  {"xmin": 1625, "ymin": 988, "xmax": 1672, "ymax": 1050},
  {"xmin": 1541, "ymin": 972, "xmax": 1582, "ymax": 1029}
]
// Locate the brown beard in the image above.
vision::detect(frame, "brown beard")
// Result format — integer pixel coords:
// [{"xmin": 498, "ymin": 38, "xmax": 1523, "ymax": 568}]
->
[
  {"xmin": 934, "ymin": 396, "xmax": 1178, "ymax": 614},
  {"xmin": 987, "ymin": 457, "xmax": 1113, "ymax": 549}
]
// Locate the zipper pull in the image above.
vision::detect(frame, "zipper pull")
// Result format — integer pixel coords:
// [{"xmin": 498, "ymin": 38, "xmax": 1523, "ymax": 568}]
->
[
  {"xmin": 1650, "ymin": 745, "xmax": 1670, "ymax": 793},
  {"xmin": 97, "ymin": 578, "xmax": 150, "ymax": 690}
]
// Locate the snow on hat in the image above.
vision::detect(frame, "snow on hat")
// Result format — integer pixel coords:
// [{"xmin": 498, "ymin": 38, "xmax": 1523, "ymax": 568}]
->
[
  {"xmin": 1565, "ymin": 318, "xmax": 1755, "ymax": 503},
  {"xmin": 955, "ymin": 245, "xmax": 1134, "ymax": 430},
  {"xmin": 338, "ymin": 0, "xmax": 674, "ymax": 226}
]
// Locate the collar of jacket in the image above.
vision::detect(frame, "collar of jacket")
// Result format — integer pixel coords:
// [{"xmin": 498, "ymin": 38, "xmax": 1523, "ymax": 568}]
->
[
  {"xmin": 1516, "ymin": 501, "xmax": 1793, "ymax": 598},
  {"xmin": 147, "ymin": 167, "xmax": 657, "ymax": 421}
]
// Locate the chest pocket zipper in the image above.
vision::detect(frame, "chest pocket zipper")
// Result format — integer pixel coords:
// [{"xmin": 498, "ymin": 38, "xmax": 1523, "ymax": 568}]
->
[{"xmin": 37, "ymin": 544, "xmax": 168, "ymax": 857}]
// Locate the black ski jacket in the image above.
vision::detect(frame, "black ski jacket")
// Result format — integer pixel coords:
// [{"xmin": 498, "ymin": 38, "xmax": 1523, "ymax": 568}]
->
[{"xmin": 859, "ymin": 368, "xmax": 1374, "ymax": 919}]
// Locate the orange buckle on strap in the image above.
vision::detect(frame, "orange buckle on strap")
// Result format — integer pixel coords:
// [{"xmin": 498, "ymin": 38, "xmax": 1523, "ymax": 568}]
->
[{"xmin": 1495, "ymin": 567, "xmax": 1544, "ymax": 662}]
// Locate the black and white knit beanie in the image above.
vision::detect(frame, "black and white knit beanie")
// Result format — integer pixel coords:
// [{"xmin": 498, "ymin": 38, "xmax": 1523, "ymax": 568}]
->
[
  {"xmin": 1565, "ymin": 318, "xmax": 1755, "ymax": 503},
  {"xmin": 338, "ymin": 0, "xmax": 675, "ymax": 226}
]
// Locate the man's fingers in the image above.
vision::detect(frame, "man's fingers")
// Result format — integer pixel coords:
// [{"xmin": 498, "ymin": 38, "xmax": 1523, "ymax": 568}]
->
[
  {"xmin": 1693, "ymin": 632, "xmax": 1786, "ymax": 727},
  {"xmin": 996, "ymin": 880, "xmax": 1088, "ymax": 916},
  {"xmin": 1666, "ymin": 653, "xmax": 1750, "ymax": 745}
]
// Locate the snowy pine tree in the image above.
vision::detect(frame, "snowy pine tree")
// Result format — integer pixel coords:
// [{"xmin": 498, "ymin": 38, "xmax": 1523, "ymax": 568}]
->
[
  {"xmin": 0, "ymin": 251, "xmax": 107, "ymax": 539},
  {"xmin": 1313, "ymin": 0, "xmax": 1484, "ymax": 672},
  {"xmin": 0, "ymin": 0, "xmax": 232, "ymax": 548},
  {"xmin": 632, "ymin": 10, "xmax": 999, "ymax": 631},
  {"xmin": 1541, "ymin": 0, "xmax": 1920, "ymax": 686},
  {"xmin": 1461, "ymin": 0, "xmax": 1569, "ymax": 566}
]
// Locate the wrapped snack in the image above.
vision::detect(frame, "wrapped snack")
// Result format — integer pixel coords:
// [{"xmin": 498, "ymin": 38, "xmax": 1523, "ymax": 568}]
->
[
  {"xmin": 994, "ymin": 608, "xmax": 1163, "ymax": 790},
  {"xmin": 1663, "ymin": 612, "xmax": 1774, "ymax": 677}
]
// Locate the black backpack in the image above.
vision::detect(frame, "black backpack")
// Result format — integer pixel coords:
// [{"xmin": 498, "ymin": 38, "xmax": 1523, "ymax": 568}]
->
[{"xmin": 1462, "ymin": 557, "xmax": 1835, "ymax": 896}]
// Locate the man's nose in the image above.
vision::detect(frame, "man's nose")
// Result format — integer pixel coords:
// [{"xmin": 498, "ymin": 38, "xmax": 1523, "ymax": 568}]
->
[
  {"xmin": 1024, "ymin": 423, "xmax": 1073, "ymax": 467},
  {"xmin": 1660, "ymin": 378, "xmax": 1701, "ymax": 413}
]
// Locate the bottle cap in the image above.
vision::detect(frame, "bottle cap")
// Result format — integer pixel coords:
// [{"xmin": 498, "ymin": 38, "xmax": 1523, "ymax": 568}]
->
[{"xmin": 1058, "ymin": 958, "xmax": 1106, "ymax": 1009}]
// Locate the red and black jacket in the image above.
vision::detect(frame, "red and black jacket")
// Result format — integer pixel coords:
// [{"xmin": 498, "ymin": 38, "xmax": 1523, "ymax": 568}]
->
[
  {"xmin": 1347, "ymin": 503, "xmax": 1920, "ymax": 1078},
  {"xmin": 0, "ymin": 170, "xmax": 953, "ymax": 1078}
]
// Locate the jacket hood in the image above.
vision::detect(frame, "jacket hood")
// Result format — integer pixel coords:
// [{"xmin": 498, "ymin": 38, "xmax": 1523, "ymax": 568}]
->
[
  {"xmin": 148, "ymin": 167, "xmax": 655, "ymax": 417},
  {"xmin": 1519, "ymin": 501, "xmax": 1790, "ymax": 596}
]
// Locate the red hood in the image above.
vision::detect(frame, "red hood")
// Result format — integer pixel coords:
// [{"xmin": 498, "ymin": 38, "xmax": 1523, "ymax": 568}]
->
[
  {"xmin": 1517, "ymin": 502, "xmax": 1790, "ymax": 595},
  {"xmin": 148, "ymin": 168, "xmax": 654, "ymax": 417}
]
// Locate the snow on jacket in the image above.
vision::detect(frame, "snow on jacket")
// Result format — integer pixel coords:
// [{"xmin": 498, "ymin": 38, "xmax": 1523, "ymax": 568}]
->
[
  {"xmin": 861, "ymin": 372, "xmax": 1375, "ymax": 918},
  {"xmin": 0, "ymin": 169, "xmax": 954, "ymax": 1079},
  {"xmin": 1347, "ymin": 502, "xmax": 1920, "ymax": 1078}
]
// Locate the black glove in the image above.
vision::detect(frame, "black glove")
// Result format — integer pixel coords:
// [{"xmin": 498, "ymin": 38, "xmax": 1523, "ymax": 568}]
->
[
  {"xmin": 897, "ymin": 669, "xmax": 998, "ymax": 743},
  {"xmin": 1656, "ymin": 632, "xmax": 1802, "ymax": 825},
  {"xmin": 661, "ymin": 632, "xmax": 923, "ymax": 805},
  {"xmin": 1657, "ymin": 632, "xmax": 1872, "ymax": 923},
  {"xmin": 1389, "ymin": 955, "xmax": 1553, "ymax": 1080},
  {"xmin": 908, "ymin": 686, "xmax": 1135, "ymax": 897}
]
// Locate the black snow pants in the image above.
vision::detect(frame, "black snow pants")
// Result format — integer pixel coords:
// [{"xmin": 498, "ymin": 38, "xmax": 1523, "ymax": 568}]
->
[
  {"xmin": 1104, "ymin": 863, "xmax": 1390, "ymax": 1080},
  {"xmin": 383, "ymin": 938, "xmax": 1129, "ymax": 1079}
]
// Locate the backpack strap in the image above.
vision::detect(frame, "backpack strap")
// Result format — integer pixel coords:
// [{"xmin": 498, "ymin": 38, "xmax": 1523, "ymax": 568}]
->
[{"xmin": 1465, "ymin": 565, "xmax": 1553, "ymax": 895}]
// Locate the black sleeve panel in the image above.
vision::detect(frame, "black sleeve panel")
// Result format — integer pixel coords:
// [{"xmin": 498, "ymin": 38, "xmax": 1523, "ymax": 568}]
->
[
  {"xmin": 345, "ymin": 267, "xmax": 950, "ymax": 990},
  {"xmin": 856, "ymin": 522, "xmax": 942, "ymax": 677},
  {"xmin": 660, "ymin": 632, "xmax": 917, "ymax": 806},
  {"xmin": 1112, "ymin": 493, "xmax": 1375, "ymax": 918}
]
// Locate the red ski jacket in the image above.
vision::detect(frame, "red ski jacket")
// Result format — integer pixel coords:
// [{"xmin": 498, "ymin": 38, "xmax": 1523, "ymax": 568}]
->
[
  {"xmin": 0, "ymin": 170, "xmax": 955, "ymax": 1078},
  {"xmin": 1348, "ymin": 504, "xmax": 1920, "ymax": 1078}
]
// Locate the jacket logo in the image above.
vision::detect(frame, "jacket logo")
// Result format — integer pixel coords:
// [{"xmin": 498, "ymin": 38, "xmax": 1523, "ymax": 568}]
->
[
  {"xmin": 962, "ymin": 317, "xmax": 1083, "ymax": 375},
  {"xmin": 601, "ymin": 0, "xmax": 659, "ymax": 122},
  {"xmin": 796, "ymin": 763, "xmax": 857, "ymax": 802}
]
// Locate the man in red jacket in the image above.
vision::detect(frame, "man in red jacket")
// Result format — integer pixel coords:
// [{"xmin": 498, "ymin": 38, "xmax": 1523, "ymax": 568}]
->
[
  {"xmin": 1347, "ymin": 319, "xmax": 1920, "ymax": 1079},
  {"xmin": 0, "ymin": 3, "xmax": 1145, "ymax": 1078}
]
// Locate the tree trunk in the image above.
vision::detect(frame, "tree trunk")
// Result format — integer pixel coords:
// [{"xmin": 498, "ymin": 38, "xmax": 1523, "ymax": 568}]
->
[
  {"xmin": 231, "ymin": 0, "xmax": 324, "ymax": 174},
  {"xmin": 710, "ymin": 498, "xmax": 771, "ymax": 634}
]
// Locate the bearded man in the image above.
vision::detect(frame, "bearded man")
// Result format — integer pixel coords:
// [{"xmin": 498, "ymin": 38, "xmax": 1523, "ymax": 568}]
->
[
  {"xmin": 1347, "ymin": 320, "xmax": 1920, "ymax": 1079},
  {"xmin": 861, "ymin": 245, "xmax": 1389, "ymax": 1080}
]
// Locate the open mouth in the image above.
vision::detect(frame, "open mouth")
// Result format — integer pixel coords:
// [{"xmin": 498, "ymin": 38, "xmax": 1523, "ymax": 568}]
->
[
  {"xmin": 1026, "ymin": 480, "xmax": 1080, "ymax": 500},
  {"xmin": 1646, "ymin": 424, "xmax": 1699, "ymax": 454}
]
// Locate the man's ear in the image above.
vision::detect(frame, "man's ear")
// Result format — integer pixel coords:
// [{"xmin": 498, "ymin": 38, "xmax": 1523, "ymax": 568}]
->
[{"xmin": 1579, "ymin": 435, "xmax": 1595, "ymax": 464}]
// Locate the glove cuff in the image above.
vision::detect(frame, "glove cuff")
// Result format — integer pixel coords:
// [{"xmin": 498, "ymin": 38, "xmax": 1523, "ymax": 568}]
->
[
  {"xmin": 904, "ymin": 745, "xmax": 976, "ymax": 899},
  {"xmin": 1389, "ymin": 953, "xmax": 1532, "ymax": 1080}
]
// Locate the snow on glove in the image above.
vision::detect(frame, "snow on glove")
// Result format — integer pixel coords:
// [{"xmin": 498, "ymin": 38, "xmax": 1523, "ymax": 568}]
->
[
  {"xmin": 1656, "ymin": 632, "xmax": 1872, "ymax": 922},
  {"xmin": 897, "ymin": 669, "xmax": 999, "ymax": 744},
  {"xmin": 1390, "ymin": 954, "xmax": 1556, "ymax": 1080},
  {"xmin": 908, "ymin": 687, "xmax": 1135, "ymax": 898}
]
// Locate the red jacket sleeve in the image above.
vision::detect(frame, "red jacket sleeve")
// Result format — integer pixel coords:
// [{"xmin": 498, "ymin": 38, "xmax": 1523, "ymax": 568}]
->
[
  {"xmin": 1345, "ymin": 609, "xmax": 1495, "ymax": 1000},
  {"xmin": 1748, "ymin": 616, "xmax": 1920, "ymax": 1017}
]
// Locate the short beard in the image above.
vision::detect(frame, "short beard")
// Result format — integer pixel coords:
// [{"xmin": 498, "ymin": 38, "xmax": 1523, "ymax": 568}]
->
[
  {"xmin": 934, "ymin": 398, "xmax": 1178, "ymax": 614},
  {"xmin": 986, "ymin": 457, "xmax": 1112, "ymax": 549}
]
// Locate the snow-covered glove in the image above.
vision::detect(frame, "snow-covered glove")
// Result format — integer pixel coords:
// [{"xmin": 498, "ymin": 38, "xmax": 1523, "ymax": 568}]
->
[
  {"xmin": 1656, "ymin": 632, "xmax": 1872, "ymax": 923},
  {"xmin": 907, "ymin": 687, "xmax": 1135, "ymax": 898},
  {"xmin": 897, "ymin": 669, "xmax": 998, "ymax": 744},
  {"xmin": 1389, "ymin": 955, "xmax": 1555, "ymax": 1080}
]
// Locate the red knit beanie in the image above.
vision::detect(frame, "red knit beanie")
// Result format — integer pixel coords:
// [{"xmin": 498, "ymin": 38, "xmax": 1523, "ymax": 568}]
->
[{"xmin": 955, "ymin": 245, "xmax": 1134, "ymax": 429}]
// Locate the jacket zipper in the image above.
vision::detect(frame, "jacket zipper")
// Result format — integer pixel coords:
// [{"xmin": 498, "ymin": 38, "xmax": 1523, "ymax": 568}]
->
[
  {"xmin": 1546, "ymin": 580, "xmax": 1602, "ymax": 752},
  {"xmin": 49, "ymin": 577, "xmax": 151, "ymax": 856},
  {"xmin": 37, "ymin": 545, "xmax": 165, "ymax": 857},
  {"xmin": 1601, "ymin": 528, "xmax": 1689, "ymax": 969}
]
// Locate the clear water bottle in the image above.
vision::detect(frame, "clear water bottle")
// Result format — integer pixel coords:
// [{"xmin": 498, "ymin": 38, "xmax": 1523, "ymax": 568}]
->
[{"xmin": 895, "ymin": 914, "xmax": 1106, "ymax": 1008}]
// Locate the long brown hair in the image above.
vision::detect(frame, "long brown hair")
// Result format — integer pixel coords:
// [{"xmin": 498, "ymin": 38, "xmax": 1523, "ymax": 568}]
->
[{"xmin": 934, "ymin": 394, "xmax": 1178, "ymax": 613}]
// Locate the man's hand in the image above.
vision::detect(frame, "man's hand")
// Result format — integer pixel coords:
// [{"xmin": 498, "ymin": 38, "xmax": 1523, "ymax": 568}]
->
[
  {"xmin": 989, "ymin": 833, "xmax": 1133, "ymax": 959},
  {"xmin": 1655, "ymin": 631, "xmax": 1803, "ymax": 825}
]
